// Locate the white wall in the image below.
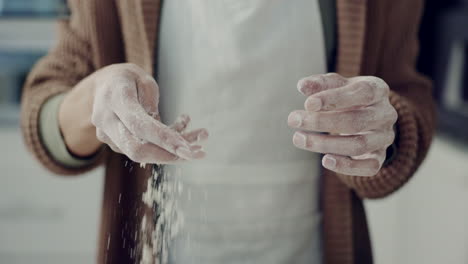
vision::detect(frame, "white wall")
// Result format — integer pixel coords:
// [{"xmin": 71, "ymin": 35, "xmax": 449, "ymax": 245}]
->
[
  {"xmin": 0, "ymin": 127, "xmax": 103, "ymax": 264},
  {"xmin": 366, "ymin": 136, "xmax": 468, "ymax": 264}
]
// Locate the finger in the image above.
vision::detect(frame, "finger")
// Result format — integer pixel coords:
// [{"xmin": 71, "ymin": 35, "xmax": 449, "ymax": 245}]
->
[
  {"xmin": 288, "ymin": 109, "xmax": 384, "ymax": 134},
  {"xmin": 106, "ymin": 116, "xmax": 181, "ymax": 163},
  {"xmin": 110, "ymin": 84, "xmax": 195, "ymax": 158},
  {"xmin": 105, "ymin": 116, "xmax": 205, "ymax": 163},
  {"xmin": 169, "ymin": 114, "xmax": 191, "ymax": 133},
  {"xmin": 297, "ymin": 73, "xmax": 348, "ymax": 96},
  {"xmin": 305, "ymin": 76, "xmax": 389, "ymax": 111},
  {"xmin": 322, "ymin": 149, "xmax": 386, "ymax": 177},
  {"xmin": 292, "ymin": 130, "xmax": 395, "ymax": 157},
  {"xmin": 190, "ymin": 145, "xmax": 203, "ymax": 152},
  {"xmin": 352, "ymin": 149, "xmax": 387, "ymax": 165},
  {"xmin": 96, "ymin": 128, "xmax": 122, "ymax": 153},
  {"xmin": 182, "ymin": 128, "xmax": 209, "ymax": 143}
]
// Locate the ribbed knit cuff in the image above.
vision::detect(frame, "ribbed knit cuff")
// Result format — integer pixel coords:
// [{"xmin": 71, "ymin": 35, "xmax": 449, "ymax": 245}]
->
[
  {"xmin": 335, "ymin": 91, "xmax": 419, "ymax": 198},
  {"xmin": 39, "ymin": 93, "xmax": 100, "ymax": 168},
  {"xmin": 21, "ymin": 82, "xmax": 106, "ymax": 175}
]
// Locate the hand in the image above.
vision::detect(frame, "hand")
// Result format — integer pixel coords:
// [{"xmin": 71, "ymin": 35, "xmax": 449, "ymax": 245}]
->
[
  {"xmin": 287, "ymin": 73, "xmax": 398, "ymax": 176},
  {"xmin": 93, "ymin": 63, "xmax": 209, "ymax": 164},
  {"xmin": 60, "ymin": 63, "xmax": 208, "ymax": 164}
]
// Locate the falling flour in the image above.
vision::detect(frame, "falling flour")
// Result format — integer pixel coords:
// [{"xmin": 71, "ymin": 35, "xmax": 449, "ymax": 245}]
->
[{"xmin": 140, "ymin": 166, "xmax": 185, "ymax": 264}]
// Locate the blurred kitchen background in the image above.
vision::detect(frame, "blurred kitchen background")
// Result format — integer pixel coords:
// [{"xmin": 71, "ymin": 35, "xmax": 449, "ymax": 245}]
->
[
  {"xmin": 0, "ymin": 0, "xmax": 467, "ymax": 263},
  {"xmin": 0, "ymin": 1, "xmax": 103, "ymax": 264}
]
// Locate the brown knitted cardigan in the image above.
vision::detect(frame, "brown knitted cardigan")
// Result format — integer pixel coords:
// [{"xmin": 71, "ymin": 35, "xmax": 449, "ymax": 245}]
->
[{"xmin": 20, "ymin": 0, "xmax": 435, "ymax": 263}]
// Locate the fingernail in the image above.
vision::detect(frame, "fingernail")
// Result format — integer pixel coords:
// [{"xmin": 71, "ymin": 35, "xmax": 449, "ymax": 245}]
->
[
  {"xmin": 175, "ymin": 147, "xmax": 192, "ymax": 160},
  {"xmin": 305, "ymin": 97, "xmax": 322, "ymax": 112},
  {"xmin": 197, "ymin": 129, "xmax": 209, "ymax": 141},
  {"xmin": 288, "ymin": 112, "xmax": 302, "ymax": 127},
  {"xmin": 293, "ymin": 132, "xmax": 307, "ymax": 148},
  {"xmin": 323, "ymin": 156, "xmax": 336, "ymax": 169},
  {"xmin": 297, "ymin": 79, "xmax": 310, "ymax": 95}
]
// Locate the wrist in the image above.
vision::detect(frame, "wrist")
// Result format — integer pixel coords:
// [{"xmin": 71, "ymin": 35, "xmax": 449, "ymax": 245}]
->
[{"xmin": 58, "ymin": 75, "xmax": 102, "ymax": 157}]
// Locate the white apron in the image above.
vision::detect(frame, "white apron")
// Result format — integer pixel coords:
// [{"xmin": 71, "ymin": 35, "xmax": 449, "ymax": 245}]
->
[{"xmin": 157, "ymin": 0, "xmax": 327, "ymax": 263}]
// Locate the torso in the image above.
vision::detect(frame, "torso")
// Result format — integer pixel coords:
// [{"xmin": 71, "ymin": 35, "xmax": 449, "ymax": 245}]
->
[{"xmin": 157, "ymin": 0, "xmax": 327, "ymax": 263}]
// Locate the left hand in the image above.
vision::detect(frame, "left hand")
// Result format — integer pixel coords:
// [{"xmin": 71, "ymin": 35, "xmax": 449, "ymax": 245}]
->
[{"xmin": 287, "ymin": 73, "xmax": 398, "ymax": 176}]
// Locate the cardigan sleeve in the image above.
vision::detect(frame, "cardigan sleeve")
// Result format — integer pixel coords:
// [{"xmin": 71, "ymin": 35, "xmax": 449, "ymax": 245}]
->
[
  {"xmin": 20, "ymin": 0, "xmax": 107, "ymax": 176},
  {"xmin": 336, "ymin": 0, "xmax": 436, "ymax": 198},
  {"xmin": 38, "ymin": 93, "xmax": 103, "ymax": 168}
]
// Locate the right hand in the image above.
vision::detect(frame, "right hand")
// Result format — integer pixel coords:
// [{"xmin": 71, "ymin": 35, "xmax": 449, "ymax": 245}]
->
[{"xmin": 60, "ymin": 63, "xmax": 208, "ymax": 164}]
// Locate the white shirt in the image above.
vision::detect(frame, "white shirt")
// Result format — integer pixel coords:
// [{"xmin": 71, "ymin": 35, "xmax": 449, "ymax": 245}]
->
[{"xmin": 157, "ymin": 0, "xmax": 327, "ymax": 263}]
